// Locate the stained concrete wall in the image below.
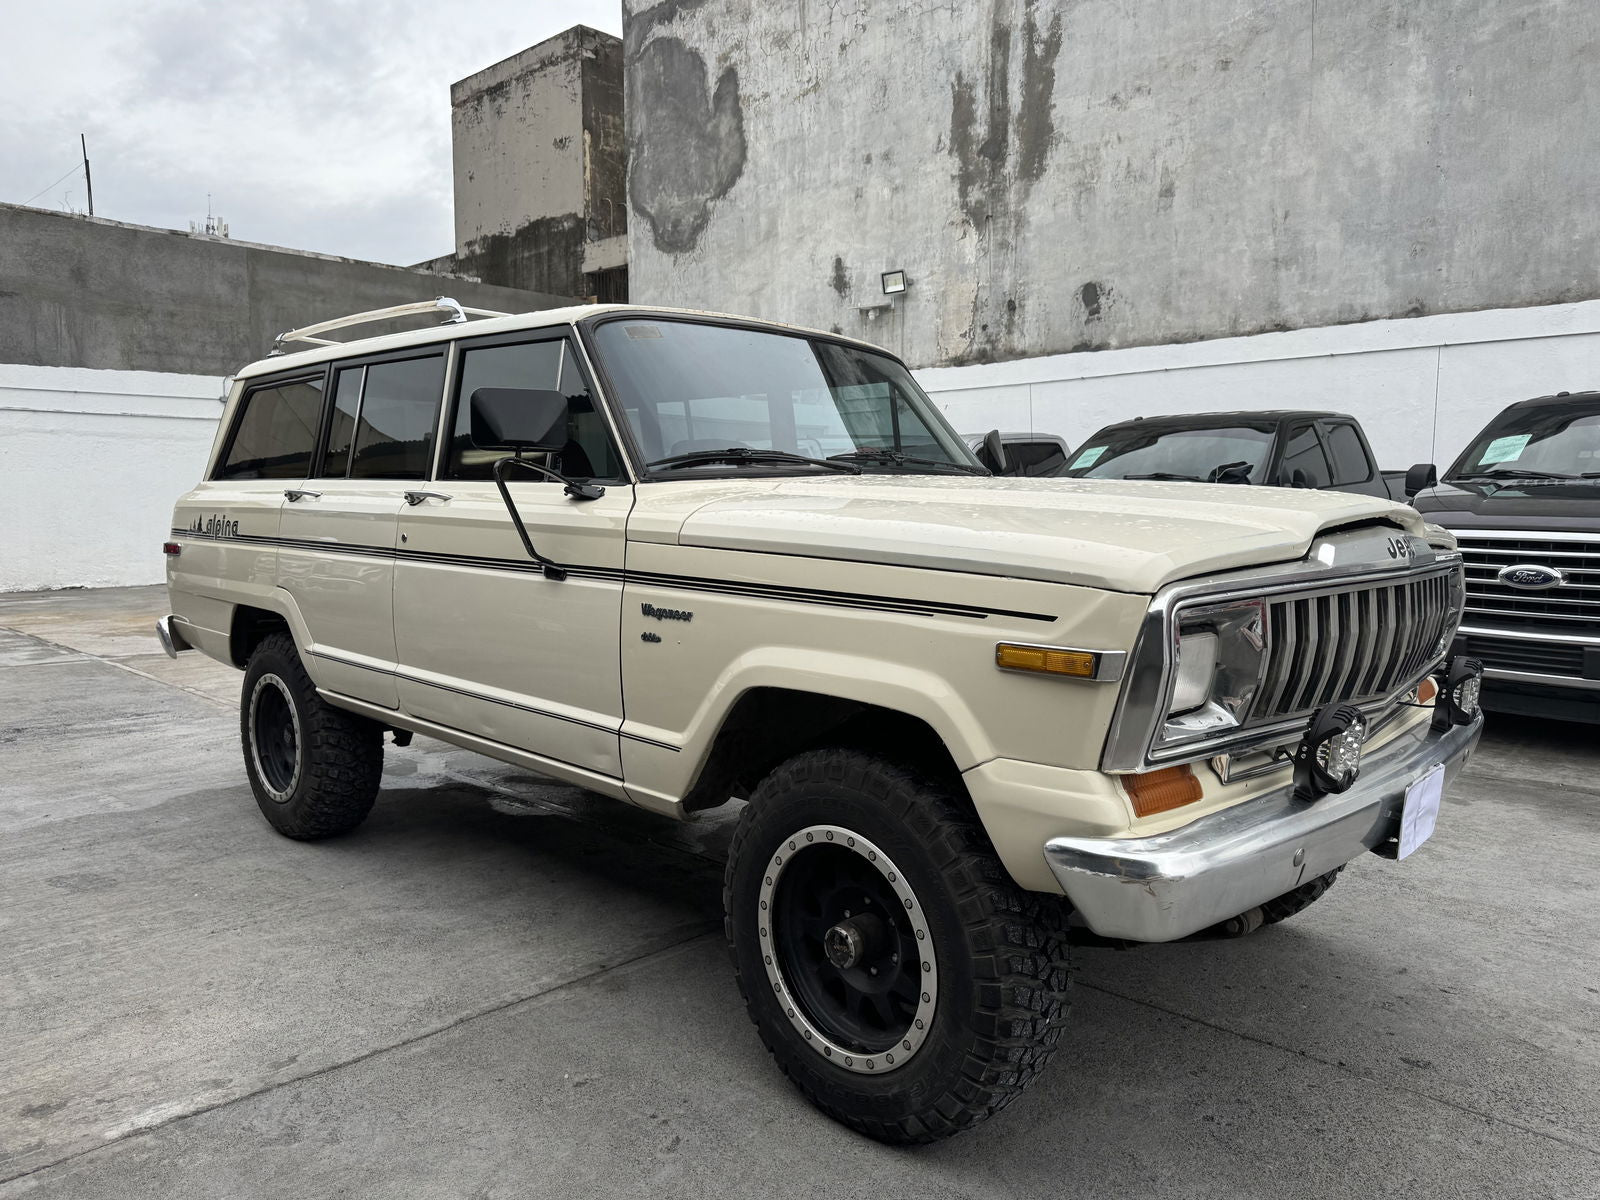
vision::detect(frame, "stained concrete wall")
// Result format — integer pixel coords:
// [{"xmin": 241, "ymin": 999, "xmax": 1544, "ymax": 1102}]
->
[
  {"xmin": 450, "ymin": 25, "xmax": 626, "ymax": 298},
  {"xmin": 625, "ymin": 0, "xmax": 1600, "ymax": 370},
  {"xmin": 0, "ymin": 204, "xmax": 571, "ymax": 376}
]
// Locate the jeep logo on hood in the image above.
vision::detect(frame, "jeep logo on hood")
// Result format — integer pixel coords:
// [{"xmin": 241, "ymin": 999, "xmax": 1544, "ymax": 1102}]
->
[{"xmin": 1497, "ymin": 563, "xmax": 1568, "ymax": 590}]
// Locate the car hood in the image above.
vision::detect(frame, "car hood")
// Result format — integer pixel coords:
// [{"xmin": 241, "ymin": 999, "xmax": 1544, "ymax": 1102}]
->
[
  {"xmin": 661, "ymin": 475, "xmax": 1422, "ymax": 593},
  {"xmin": 1414, "ymin": 479, "xmax": 1600, "ymax": 532}
]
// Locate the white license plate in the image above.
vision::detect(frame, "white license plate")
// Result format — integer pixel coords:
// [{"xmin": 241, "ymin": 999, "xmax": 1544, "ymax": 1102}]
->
[{"xmin": 1398, "ymin": 763, "xmax": 1445, "ymax": 859}]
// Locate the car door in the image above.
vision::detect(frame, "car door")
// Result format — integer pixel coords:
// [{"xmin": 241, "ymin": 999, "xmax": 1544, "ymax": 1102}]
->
[
  {"xmin": 277, "ymin": 350, "xmax": 448, "ymax": 708},
  {"xmin": 392, "ymin": 329, "xmax": 633, "ymax": 781},
  {"xmin": 1319, "ymin": 419, "xmax": 1387, "ymax": 497},
  {"xmin": 1277, "ymin": 422, "xmax": 1335, "ymax": 489}
]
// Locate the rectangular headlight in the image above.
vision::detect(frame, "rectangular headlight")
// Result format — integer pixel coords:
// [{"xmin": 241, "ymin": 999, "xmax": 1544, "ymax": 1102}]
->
[{"xmin": 1156, "ymin": 600, "xmax": 1269, "ymax": 748}]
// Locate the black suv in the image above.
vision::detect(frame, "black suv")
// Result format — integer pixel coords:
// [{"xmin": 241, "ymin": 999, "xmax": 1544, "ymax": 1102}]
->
[{"xmin": 1407, "ymin": 391, "xmax": 1600, "ymax": 723}]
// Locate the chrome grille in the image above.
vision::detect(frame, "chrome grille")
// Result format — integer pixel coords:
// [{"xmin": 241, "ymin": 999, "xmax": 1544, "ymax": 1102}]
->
[
  {"xmin": 1459, "ymin": 632, "xmax": 1587, "ymax": 678},
  {"xmin": 1458, "ymin": 534, "xmax": 1600, "ymax": 631},
  {"xmin": 1250, "ymin": 570, "xmax": 1456, "ymax": 722}
]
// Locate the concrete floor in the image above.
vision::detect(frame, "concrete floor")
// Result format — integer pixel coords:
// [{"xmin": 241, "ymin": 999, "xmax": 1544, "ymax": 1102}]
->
[{"xmin": 1, "ymin": 586, "xmax": 1596, "ymax": 1199}]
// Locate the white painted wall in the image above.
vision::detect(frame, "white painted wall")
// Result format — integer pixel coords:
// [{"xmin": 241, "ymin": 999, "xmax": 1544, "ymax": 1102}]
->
[
  {"xmin": 6, "ymin": 298, "xmax": 1600, "ymax": 591},
  {"xmin": 916, "ymin": 300, "xmax": 1600, "ymax": 471},
  {"xmin": 1, "ymin": 365, "xmax": 227, "ymax": 592}
]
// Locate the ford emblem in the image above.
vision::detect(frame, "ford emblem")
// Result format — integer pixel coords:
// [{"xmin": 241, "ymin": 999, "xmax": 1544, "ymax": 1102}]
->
[{"xmin": 1497, "ymin": 563, "xmax": 1567, "ymax": 590}]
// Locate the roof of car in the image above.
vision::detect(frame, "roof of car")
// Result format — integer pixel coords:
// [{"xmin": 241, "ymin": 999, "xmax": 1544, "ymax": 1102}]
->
[
  {"xmin": 234, "ymin": 303, "xmax": 895, "ymax": 381},
  {"xmin": 1507, "ymin": 389, "xmax": 1600, "ymax": 408},
  {"xmin": 1085, "ymin": 409, "xmax": 1355, "ymax": 434}
]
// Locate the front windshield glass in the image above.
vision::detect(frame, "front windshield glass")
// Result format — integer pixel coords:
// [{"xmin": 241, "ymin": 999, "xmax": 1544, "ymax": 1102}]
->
[
  {"xmin": 1449, "ymin": 398, "xmax": 1600, "ymax": 479},
  {"xmin": 1062, "ymin": 425, "xmax": 1275, "ymax": 482},
  {"xmin": 590, "ymin": 319, "xmax": 982, "ymax": 474}
]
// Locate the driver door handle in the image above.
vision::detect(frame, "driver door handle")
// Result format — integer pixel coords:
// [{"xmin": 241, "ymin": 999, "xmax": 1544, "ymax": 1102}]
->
[
  {"xmin": 283, "ymin": 489, "xmax": 322, "ymax": 502},
  {"xmin": 403, "ymin": 490, "xmax": 453, "ymax": 506}
]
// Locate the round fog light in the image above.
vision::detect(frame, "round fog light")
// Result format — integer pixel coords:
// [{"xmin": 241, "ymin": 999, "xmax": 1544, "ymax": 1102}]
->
[
  {"xmin": 1293, "ymin": 703, "xmax": 1366, "ymax": 802},
  {"xmin": 1433, "ymin": 656, "xmax": 1484, "ymax": 729}
]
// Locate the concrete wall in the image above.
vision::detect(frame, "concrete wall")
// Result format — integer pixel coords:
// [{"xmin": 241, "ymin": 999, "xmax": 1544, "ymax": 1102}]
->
[
  {"xmin": 1, "ymin": 365, "xmax": 226, "ymax": 591},
  {"xmin": 0, "ymin": 204, "xmax": 570, "ymax": 377},
  {"xmin": 625, "ymin": 0, "xmax": 1600, "ymax": 370},
  {"xmin": 450, "ymin": 25, "xmax": 626, "ymax": 298},
  {"xmin": 917, "ymin": 299, "xmax": 1600, "ymax": 473}
]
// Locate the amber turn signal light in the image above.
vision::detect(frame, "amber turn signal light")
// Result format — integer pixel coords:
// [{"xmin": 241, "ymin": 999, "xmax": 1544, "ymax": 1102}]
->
[
  {"xmin": 995, "ymin": 643, "xmax": 1096, "ymax": 678},
  {"xmin": 1123, "ymin": 764, "xmax": 1204, "ymax": 817},
  {"xmin": 1416, "ymin": 676, "xmax": 1438, "ymax": 705}
]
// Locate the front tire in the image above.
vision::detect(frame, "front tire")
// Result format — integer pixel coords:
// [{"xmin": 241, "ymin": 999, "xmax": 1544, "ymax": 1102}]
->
[
  {"xmin": 240, "ymin": 632, "xmax": 383, "ymax": 839},
  {"xmin": 725, "ymin": 748, "xmax": 1071, "ymax": 1144}
]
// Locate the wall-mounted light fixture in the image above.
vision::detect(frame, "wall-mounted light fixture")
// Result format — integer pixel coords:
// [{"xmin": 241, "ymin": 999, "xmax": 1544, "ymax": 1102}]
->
[{"xmin": 881, "ymin": 270, "xmax": 908, "ymax": 295}]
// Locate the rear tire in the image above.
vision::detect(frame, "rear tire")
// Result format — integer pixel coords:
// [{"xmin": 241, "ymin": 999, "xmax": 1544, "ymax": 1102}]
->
[
  {"xmin": 240, "ymin": 632, "xmax": 382, "ymax": 839},
  {"xmin": 725, "ymin": 748, "xmax": 1071, "ymax": 1144}
]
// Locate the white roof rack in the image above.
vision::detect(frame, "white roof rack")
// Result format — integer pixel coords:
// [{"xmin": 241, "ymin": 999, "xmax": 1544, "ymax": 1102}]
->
[{"xmin": 272, "ymin": 296, "xmax": 511, "ymax": 353}]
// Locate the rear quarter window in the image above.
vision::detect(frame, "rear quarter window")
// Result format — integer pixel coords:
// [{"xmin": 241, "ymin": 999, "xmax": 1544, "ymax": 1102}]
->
[{"xmin": 216, "ymin": 377, "xmax": 324, "ymax": 480}]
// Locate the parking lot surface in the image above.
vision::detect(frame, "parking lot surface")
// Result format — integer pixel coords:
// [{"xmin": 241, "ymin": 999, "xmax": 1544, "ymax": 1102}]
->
[{"xmin": 2, "ymin": 586, "xmax": 1597, "ymax": 1199}]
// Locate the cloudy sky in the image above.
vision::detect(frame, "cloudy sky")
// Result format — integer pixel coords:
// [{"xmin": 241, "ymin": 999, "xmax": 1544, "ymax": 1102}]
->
[{"xmin": 2, "ymin": 0, "xmax": 622, "ymax": 265}]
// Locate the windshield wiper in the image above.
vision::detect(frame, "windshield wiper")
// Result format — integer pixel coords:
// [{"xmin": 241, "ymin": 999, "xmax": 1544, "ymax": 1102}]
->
[
  {"xmin": 1454, "ymin": 468, "xmax": 1576, "ymax": 480},
  {"xmin": 646, "ymin": 447, "xmax": 861, "ymax": 474},
  {"xmin": 1122, "ymin": 471, "xmax": 1204, "ymax": 482},
  {"xmin": 826, "ymin": 448, "xmax": 989, "ymax": 475}
]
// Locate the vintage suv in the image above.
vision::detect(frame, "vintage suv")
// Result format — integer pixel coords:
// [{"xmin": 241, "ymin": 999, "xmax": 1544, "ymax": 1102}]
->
[{"xmin": 160, "ymin": 300, "xmax": 1483, "ymax": 1143}]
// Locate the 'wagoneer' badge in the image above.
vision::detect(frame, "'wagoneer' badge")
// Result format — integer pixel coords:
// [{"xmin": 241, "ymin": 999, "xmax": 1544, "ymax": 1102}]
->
[{"xmin": 1497, "ymin": 563, "xmax": 1567, "ymax": 590}]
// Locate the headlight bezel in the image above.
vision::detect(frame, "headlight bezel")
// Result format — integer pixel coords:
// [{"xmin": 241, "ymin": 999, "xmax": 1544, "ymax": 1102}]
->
[{"xmin": 1155, "ymin": 598, "xmax": 1271, "ymax": 751}]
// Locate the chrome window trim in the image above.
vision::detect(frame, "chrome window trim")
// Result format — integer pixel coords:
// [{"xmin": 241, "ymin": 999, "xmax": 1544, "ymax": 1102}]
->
[{"xmin": 1101, "ymin": 528, "xmax": 1464, "ymax": 773}]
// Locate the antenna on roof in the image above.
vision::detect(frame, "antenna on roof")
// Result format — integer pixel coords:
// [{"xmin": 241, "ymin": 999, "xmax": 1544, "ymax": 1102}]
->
[
  {"xmin": 80, "ymin": 134, "xmax": 94, "ymax": 218},
  {"xmin": 190, "ymin": 194, "xmax": 229, "ymax": 238}
]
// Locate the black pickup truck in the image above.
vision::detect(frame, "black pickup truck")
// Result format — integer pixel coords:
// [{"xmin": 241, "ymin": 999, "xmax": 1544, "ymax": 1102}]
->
[
  {"xmin": 1060, "ymin": 409, "xmax": 1404, "ymax": 498},
  {"xmin": 1406, "ymin": 390, "xmax": 1600, "ymax": 723}
]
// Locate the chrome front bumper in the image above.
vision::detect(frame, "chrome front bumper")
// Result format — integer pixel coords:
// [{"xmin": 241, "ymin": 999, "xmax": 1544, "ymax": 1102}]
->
[{"xmin": 1044, "ymin": 714, "xmax": 1483, "ymax": 942}]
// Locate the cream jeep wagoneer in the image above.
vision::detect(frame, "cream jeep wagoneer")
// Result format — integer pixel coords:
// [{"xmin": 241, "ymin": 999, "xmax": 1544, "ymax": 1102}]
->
[{"xmin": 161, "ymin": 299, "xmax": 1483, "ymax": 1143}]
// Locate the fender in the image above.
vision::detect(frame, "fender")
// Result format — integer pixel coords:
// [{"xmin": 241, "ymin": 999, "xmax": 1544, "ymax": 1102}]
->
[{"xmin": 620, "ymin": 646, "xmax": 992, "ymax": 814}]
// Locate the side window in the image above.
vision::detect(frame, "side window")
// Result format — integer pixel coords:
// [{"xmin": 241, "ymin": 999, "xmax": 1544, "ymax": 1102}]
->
[
  {"xmin": 446, "ymin": 338, "xmax": 622, "ymax": 481},
  {"xmin": 321, "ymin": 367, "xmax": 363, "ymax": 478},
  {"xmin": 216, "ymin": 377, "xmax": 324, "ymax": 480},
  {"xmin": 1009, "ymin": 440, "xmax": 1068, "ymax": 476},
  {"xmin": 1280, "ymin": 424, "xmax": 1333, "ymax": 488},
  {"xmin": 319, "ymin": 354, "xmax": 445, "ymax": 481},
  {"xmin": 1322, "ymin": 422, "xmax": 1373, "ymax": 485}
]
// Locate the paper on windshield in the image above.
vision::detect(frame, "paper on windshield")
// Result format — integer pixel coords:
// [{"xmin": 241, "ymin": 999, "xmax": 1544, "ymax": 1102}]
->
[
  {"xmin": 1478, "ymin": 433, "xmax": 1531, "ymax": 464},
  {"xmin": 1072, "ymin": 446, "xmax": 1108, "ymax": 469}
]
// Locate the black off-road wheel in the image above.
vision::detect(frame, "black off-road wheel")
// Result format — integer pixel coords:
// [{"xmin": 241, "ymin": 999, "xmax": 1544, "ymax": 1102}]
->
[
  {"xmin": 724, "ymin": 748, "xmax": 1071, "ymax": 1144},
  {"xmin": 240, "ymin": 632, "xmax": 383, "ymax": 839}
]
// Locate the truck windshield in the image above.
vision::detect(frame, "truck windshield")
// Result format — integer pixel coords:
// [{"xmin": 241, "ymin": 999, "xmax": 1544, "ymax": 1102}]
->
[
  {"xmin": 589, "ymin": 319, "xmax": 982, "ymax": 475},
  {"xmin": 1063, "ymin": 425, "xmax": 1275, "ymax": 482},
  {"xmin": 1450, "ymin": 398, "xmax": 1600, "ymax": 479}
]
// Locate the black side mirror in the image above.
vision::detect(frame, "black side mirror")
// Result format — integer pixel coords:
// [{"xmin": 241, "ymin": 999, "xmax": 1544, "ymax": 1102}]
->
[
  {"xmin": 470, "ymin": 387, "xmax": 569, "ymax": 452},
  {"xmin": 1405, "ymin": 462, "xmax": 1438, "ymax": 498},
  {"xmin": 975, "ymin": 429, "xmax": 1011, "ymax": 475}
]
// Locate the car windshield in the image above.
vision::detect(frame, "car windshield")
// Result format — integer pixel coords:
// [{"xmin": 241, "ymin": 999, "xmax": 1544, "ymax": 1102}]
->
[
  {"xmin": 1449, "ymin": 398, "xmax": 1600, "ymax": 479},
  {"xmin": 1062, "ymin": 424, "xmax": 1275, "ymax": 482},
  {"xmin": 589, "ymin": 319, "xmax": 982, "ymax": 474}
]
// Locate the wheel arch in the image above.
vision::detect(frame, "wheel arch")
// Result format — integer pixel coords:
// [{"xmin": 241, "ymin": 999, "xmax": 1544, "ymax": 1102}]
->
[
  {"xmin": 227, "ymin": 588, "xmax": 313, "ymax": 668},
  {"xmin": 680, "ymin": 684, "xmax": 972, "ymax": 814}
]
